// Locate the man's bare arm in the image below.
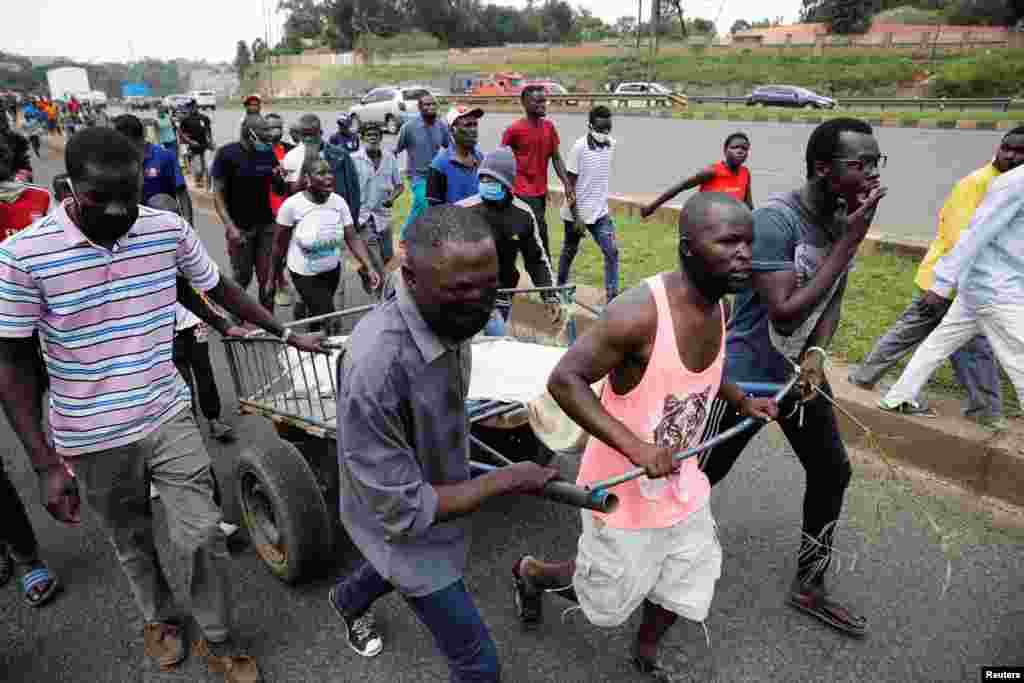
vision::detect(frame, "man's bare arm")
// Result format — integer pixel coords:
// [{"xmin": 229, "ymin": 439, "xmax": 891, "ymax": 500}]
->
[
  {"xmin": 641, "ymin": 168, "xmax": 715, "ymax": 218},
  {"xmin": 175, "ymin": 186, "xmax": 194, "ymax": 225},
  {"xmin": 547, "ymin": 287, "xmax": 657, "ymax": 466},
  {"xmin": 0, "ymin": 339, "xmax": 59, "ymax": 470}
]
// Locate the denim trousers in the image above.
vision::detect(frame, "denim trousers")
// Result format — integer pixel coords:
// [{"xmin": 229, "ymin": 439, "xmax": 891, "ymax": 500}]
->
[
  {"xmin": 557, "ymin": 214, "xmax": 620, "ymax": 303},
  {"xmin": 850, "ymin": 290, "xmax": 1002, "ymax": 418},
  {"xmin": 332, "ymin": 560, "xmax": 500, "ymax": 682}
]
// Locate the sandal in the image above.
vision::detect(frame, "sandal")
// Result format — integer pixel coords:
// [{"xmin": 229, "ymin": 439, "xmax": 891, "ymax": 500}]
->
[
  {"xmin": 632, "ymin": 655, "xmax": 672, "ymax": 681},
  {"xmin": 786, "ymin": 582, "xmax": 867, "ymax": 638},
  {"xmin": 512, "ymin": 556, "xmax": 543, "ymax": 628},
  {"xmin": 21, "ymin": 563, "xmax": 60, "ymax": 608},
  {"xmin": 0, "ymin": 544, "xmax": 11, "ymax": 588}
]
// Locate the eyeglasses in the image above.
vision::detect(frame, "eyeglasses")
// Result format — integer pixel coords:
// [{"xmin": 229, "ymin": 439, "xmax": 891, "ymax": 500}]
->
[{"xmin": 834, "ymin": 155, "xmax": 887, "ymax": 172}]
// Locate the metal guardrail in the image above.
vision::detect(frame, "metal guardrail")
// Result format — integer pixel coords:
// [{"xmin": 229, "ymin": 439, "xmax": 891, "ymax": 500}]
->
[
  {"xmin": 244, "ymin": 93, "xmax": 1020, "ymax": 114},
  {"xmin": 686, "ymin": 95, "xmax": 1017, "ymax": 112},
  {"xmin": 252, "ymin": 92, "xmax": 688, "ymax": 110}
]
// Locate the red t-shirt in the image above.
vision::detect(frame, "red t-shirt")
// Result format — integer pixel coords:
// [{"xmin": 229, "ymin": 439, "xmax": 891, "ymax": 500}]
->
[
  {"xmin": 500, "ymin": 118, "xmax": 560, "ymax": 198},
  {"xmin": 269, "ymin": 144, "xmax": 288, "ymax": 216},
  {"xmin": 0, "ymin": 185, "xmax": 52, "ymax": 240},
  {"xmin": 699, "ymin": 161, "xmax": 750, "ymax": 202}
]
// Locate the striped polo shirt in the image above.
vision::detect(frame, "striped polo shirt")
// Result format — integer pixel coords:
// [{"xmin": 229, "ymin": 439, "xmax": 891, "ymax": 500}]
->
[{"xmin": 0, "ymin": 201, "xmax": 220, "ymax": 457}]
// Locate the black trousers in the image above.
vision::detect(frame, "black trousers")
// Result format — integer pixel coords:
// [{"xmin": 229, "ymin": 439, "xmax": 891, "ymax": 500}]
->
[
  {"xmin": 291, "ymin": 266, "xmax": 341, "ymax": 333},
  {"xmin": 701, "ymin": 382, "xmax": 852, "ymax": 585},
  {"xmin": 0, "ymin": 457, "xmax": 39, "ymax": 559},
  {"xmin": 517, "ymin": 194, "xmax": 551, "ymax": 263},
  {"xmin": 173, "ymin": 326, "xmax": 222, "ymax": 422}
]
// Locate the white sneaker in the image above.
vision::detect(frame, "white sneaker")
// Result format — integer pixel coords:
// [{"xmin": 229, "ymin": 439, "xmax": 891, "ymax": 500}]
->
[{"xmin": 219, "ymin": 522, "xmax": 240, "ymax": 538}]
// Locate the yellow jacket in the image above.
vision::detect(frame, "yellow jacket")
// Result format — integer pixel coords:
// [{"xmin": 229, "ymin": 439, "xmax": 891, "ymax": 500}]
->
[{"xmin": 915, "ymin": 163, "xmax": 1002, "ymax": 291}]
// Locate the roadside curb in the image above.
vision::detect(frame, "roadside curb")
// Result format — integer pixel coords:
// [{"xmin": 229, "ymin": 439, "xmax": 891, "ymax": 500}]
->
[{"xmin": 668, "ymin": 109, "xmax": 1022, "ymax": 130}]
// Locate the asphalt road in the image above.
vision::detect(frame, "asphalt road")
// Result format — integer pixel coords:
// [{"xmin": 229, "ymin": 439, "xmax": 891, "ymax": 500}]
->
[
  {"xmin": 0, "ymin": 153, "xmax": 1021, "ymax": 682},
  {"xmin": 179, "ymin": 104, "xmax": 1010, "ymax": 243}
]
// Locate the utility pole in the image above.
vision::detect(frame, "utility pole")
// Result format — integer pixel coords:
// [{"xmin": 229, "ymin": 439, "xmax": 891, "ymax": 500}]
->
[
  {"xmin": 263, "ymin": 0, "xmax": 272, "ymax": 99},
  {"xmin": 637, "ymin": 0, "xmax": 643, "ymax": 50}
]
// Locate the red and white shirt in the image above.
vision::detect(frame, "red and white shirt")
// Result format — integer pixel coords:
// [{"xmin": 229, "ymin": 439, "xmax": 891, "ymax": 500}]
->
[{"xmin": 0, "ymin": 184, "xmax": 52, "ymax": 240}]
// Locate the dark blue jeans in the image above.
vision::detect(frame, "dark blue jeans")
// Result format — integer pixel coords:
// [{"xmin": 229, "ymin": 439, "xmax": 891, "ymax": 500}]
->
[
  {"xmin": 557, "ymin": 215, "xmax": 619, "ymax": 303},
  {"xmin": 332, "ymin": 561, "xmax": 500, "ymax": 682}
]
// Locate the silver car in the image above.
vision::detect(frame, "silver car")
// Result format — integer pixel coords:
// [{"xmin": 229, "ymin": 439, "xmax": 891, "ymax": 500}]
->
[{"xmin": 348, "ymin": 85, "xmax": 438, "ymax": 135}]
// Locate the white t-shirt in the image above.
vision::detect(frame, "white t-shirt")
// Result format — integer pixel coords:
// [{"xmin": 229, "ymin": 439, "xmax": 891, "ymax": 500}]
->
[
  {"xmin": 175, "ymin": 302, "xmax": 201, "ymax": 332},
  {"xmin": 277, "ymin": 192, "xmax": 353, "ymax": 276},
  {"xmin": 560, "ymin": 135, "xmax": 615, "ymax": 225},
  {"xmin": 283, "ymin": 143, "xmax": 311, "ymax": 183}
]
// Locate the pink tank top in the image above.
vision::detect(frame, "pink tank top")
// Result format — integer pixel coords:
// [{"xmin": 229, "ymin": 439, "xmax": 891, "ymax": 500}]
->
[{"xmin": 576, "ymin": 273, "xmax": 724, "ymax": 529}]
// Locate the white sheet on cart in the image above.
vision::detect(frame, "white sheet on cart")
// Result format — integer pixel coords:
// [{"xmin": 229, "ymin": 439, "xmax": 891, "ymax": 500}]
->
[{"xmin": 275, "ymin": 337, "xmax": 590, "ymax": 452}]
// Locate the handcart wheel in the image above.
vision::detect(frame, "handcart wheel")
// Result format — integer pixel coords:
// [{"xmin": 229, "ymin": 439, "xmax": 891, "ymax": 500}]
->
[
  {"xmin": 236, "ymin": 439, "xmax": 331, "ymax": 584},
  {"xmin": 470, "ymin": 423, "xmax": 555, "ymax": 467}
]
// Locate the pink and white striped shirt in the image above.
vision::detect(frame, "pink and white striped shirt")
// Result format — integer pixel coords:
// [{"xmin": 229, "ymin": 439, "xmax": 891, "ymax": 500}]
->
[{"xmin": 0, "ymin": 201, "xmax": 220, "ymax": 457}]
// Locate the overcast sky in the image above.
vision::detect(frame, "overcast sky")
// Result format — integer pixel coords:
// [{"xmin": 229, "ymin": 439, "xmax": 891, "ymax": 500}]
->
[{"xmin": 5, "ymin": 0, "xmax": 800, "ymax": 64}]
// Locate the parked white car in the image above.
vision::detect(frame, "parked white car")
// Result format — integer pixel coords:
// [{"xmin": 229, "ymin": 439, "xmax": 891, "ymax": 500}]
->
[
  {"xmin": 614, "ymin": 82, "xmax": 673, "ymax": 95},
  {"xmin": 348, "ymin": 85, "xmax": 438, "ymax": 135},
  {"xmin": 189, "ymin": 90, "xmax": 217, "ymax": 111}
]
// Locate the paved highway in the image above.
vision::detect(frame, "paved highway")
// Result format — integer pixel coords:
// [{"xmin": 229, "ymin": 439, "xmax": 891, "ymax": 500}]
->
[
  {"xmin": 0, "ymin": 152, "xmax": 1020, "ymax": 682},
  {"xmin": 174, "ymin": 105, "xmax": 1012, "ymax": 243}
]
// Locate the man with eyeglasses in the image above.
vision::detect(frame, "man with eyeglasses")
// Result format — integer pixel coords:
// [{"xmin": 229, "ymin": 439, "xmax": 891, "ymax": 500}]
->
[
  {"xmin": 856, "ymin": 128, "xmax": 1024, "ymax": 428},
  {"xmin": 702, "ymin": 119, "xmax": 887, "ymax": 639}
]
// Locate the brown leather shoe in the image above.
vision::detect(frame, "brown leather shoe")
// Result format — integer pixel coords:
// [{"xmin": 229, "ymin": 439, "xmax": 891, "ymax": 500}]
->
[
  {"xmin": 143, "ymin": 621, "xmax": 186, "ymax": 670},
  {"xmin": 195, "ymin": 637, "xmax": 262, "ymax": 683}
]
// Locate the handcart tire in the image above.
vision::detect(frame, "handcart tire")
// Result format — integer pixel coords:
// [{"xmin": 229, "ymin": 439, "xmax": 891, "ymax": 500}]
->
[
  {"xmin": 470, "ymin": 423, "xmax": 556, "ymax": 467},
  {"xmin": 236, "ymin": 439, "xmax": 331, "ymax": 584}
]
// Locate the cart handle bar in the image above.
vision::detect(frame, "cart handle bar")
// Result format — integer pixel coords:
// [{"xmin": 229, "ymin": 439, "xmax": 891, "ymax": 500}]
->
[
  {"xmin": 469, "ymin": 462, "xmax": 619, "ymax": 514},
  {"xmin": 584, "ymin": 373, "xmax": 801, "ymax": 505}
]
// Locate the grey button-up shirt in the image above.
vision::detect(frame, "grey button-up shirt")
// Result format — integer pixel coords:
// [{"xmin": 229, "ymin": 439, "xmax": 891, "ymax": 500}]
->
[{"xmin": 337, "ymin": 275, "xmax": 472, "ymax": 597}]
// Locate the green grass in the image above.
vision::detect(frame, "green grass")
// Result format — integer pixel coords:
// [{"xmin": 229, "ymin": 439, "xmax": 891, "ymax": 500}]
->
[{"xmin": 253, "ymin": 49, "xmax": 1024, "ymax": 98}]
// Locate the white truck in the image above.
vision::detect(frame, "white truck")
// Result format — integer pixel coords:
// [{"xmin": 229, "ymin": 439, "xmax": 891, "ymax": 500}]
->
[{"xmin": 46, "ymin": 67, "xmax": 90, "ymax": 102}]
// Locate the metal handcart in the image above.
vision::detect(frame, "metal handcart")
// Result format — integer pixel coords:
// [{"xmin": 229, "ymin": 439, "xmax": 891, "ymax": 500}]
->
[{"xmin": 222, "ymin": 286, "xmax": 616, "ymax": 584}]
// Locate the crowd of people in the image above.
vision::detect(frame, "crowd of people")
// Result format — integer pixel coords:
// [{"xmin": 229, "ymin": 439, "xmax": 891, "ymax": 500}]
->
[{"xmin": 0, "ymin": 84, "xmax": 1022, "ymax": 683}]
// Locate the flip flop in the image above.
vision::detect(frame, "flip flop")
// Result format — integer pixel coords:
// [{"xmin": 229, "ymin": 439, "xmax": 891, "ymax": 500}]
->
[
  {"xmin": 786, "ymin": 585, "xmax": 867, "ymax": 638},
  {"xmin": 512, "ymin": 555, "xmax": 543, "ymax": 627},
  {"xmin": 21, "ymin": 564, "xmax": 60, "ymax": 608},
  {"xmin": 0, "ymin": 544, "xmax": 11, "ymax": 588}
]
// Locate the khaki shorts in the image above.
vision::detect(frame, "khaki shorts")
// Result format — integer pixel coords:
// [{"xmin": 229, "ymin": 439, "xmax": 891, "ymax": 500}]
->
[{"xmin": 573, "ymin": 503, "xmax": 722, "ymax": 626}]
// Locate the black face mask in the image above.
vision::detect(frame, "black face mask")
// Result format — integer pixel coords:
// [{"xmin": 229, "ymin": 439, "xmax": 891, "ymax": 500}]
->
[
  {"xmin": 68, "ymin": 178, "xmax": 139, "ymax": 244},
  {"xmin": 421, "ymin": 288, "xmax": 498, "ymax": 342}
]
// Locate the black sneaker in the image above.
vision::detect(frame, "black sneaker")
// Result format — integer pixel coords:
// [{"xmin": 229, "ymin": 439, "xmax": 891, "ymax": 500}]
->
[{"xmin": 329, "ymin": 586, "xmax": 383, "ymax": 657}]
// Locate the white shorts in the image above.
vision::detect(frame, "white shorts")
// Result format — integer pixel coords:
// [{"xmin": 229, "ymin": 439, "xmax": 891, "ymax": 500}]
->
[{"xmin": 573, "ymin": 503, "xmax": 722, "ymax": 627}]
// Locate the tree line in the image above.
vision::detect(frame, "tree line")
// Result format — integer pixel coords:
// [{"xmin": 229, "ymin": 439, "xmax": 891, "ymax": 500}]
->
[{"xmin": 800, "ymin": 0, "xmax": 1023, "ymax": 35}]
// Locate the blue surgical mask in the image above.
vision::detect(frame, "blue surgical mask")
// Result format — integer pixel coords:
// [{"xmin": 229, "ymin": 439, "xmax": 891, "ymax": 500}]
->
[
  {"xmin": 253, "ymin": 141, "xmax": 272, "ymax": 152},
  {"xmin": 479, "ymin": 180, "xmax": 506, "ymax": 203}
]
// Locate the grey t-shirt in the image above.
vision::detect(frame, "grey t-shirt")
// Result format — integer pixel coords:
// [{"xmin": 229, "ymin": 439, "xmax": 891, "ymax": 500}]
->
[
  {"xmin": 726, "ymin": 191, "xmax": 848, "ymax": 383},
  {"xmin": 336, "ymin": 275, "xmax": 472, "ymax": 597},
  {"xmin": 394, "ymin": 116, "xmax": 450, "ymax": 182}
]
